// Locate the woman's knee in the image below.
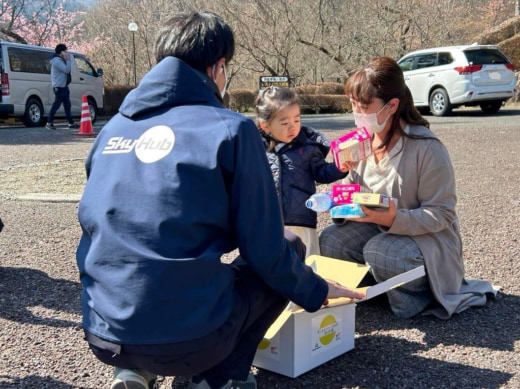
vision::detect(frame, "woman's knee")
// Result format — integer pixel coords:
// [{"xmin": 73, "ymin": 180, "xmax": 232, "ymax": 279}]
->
[
  {"xmin": 363, "ymin": 234, "xmax": 423, "ymax": 277},
  {"xmin": 319, "ymin": 224, "xmax": 344, "ymax": 258}
]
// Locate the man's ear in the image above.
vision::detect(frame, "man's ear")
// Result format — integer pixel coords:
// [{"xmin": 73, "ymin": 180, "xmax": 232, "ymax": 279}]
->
[
  {"xmin": 216, "ymin": 57, "xmax": 226, "ymax": 72},
  {"xmin": 206, "ymin": 57, "xmax": 226, "ymax": 79}
]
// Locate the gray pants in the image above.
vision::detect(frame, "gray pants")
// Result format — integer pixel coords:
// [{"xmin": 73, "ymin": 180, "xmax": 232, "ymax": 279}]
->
[{"xmin": 319, "ymin": 222, "xmax": 433, "ymax": 318}]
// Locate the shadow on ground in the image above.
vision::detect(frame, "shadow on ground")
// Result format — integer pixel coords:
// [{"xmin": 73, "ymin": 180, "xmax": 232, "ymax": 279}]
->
[
  {"xmin": 0, "ymin": 266, "xmax": 82, "ymax": 328},
  {"xmin": 0, "ymin": 374, "xmax": 97, "ymax": 389}
]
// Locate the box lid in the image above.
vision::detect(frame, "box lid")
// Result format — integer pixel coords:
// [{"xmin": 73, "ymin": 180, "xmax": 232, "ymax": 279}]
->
[{"xmin": 263, "ymin": 255, "xmax": 425, "ymax": 340}]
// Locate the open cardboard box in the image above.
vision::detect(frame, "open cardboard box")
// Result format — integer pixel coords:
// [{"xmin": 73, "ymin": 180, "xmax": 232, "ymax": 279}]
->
[{"xmin": 252, "ymin": 255, "xmax": 425, "ymax": 378}]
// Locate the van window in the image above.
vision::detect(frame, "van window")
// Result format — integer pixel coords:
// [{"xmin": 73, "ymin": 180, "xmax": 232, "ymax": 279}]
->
[
  {"xmin": 8, "ymin": 47, "xmax": 52, "ymax": 74},
  {"xmin": 75, "ymin": 55, "xmax": 96, "ymax": 77}
]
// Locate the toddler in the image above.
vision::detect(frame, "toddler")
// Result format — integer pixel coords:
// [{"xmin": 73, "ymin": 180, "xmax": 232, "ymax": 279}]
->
[{"xmin": 255, "ymin": 86, "xmax": 348, "ymax": 257}]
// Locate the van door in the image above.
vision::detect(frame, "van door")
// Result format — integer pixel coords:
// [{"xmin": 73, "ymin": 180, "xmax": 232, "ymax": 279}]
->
[
  {"xmin": 68, "ymin": 55, "xmax": 82, "ymax": 116},
  {"xmin": 69, "ymin": 54, "xmax": 104, "ymax": 122}
]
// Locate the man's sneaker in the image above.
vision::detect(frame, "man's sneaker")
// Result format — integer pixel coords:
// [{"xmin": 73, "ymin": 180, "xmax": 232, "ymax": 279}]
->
[
  {"xmin": 110, "ymin": 367, "xmax": 158, "ymax": 389},
  {"xmin": 229, "ymin": 374, "xmax": 256, "ymax": 389},
  {"xmin": 68, "ymin": 122, "xmax": 79, "ymax": 129},
  {"xmin": 185, "ymin": 374, "xmax": 256, "ymax": 389},
  {"xmin": 45, "ymin": 122, "xmax": 56, "ymax": 130}
]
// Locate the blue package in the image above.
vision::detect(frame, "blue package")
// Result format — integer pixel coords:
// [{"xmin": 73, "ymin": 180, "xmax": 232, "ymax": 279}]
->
[{"xmin": 330, "ymin": 204, "xmax": 366, "ymax": 219}]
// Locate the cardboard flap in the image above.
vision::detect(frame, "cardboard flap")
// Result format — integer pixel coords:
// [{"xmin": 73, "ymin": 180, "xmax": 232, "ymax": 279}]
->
[
  {"xmin": 306, "ymin": 255, "xmax": 370, "ymax": 287},
  {"xmin": 263, "ymin": 309, "xmax": 292, "ymax": 340},
  {"xmin": 361, "ymin": 265, "xmax": 425, "ymax": 301},
  {"xmin": 261, "ymin": 257, "xmax": 425, "ymax": 340}
]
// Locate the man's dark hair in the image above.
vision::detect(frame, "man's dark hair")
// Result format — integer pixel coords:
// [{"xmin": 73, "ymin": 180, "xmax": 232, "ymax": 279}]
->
[
  {"xmin": 55, "ymin": 44, "xmax": 67, "ymax": 54},
  {"xmin": 154, "ymin": 12, "xmax": 234, "ymax": 72}
]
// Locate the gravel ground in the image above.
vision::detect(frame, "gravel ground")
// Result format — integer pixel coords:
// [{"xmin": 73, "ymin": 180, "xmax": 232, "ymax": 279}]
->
[{"xmin": 1, "ymin": 109, "xmax": 520, "ymax": 389}]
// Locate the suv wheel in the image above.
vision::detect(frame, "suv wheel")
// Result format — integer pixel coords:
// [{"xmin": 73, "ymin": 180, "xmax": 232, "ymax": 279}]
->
[
  {"xmin": 479, "ymin": 100, "xmax": 502, "ymax": 114},
  {"xmin": 429, "ymin": 88, "xmax": 452, "ymax": 117},
  {"xmin": 22, "ymin": 98, "xmax": 45, "ymax": 127}
]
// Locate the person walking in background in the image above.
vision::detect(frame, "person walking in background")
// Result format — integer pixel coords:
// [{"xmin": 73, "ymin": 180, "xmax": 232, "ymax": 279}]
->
[
  {"xmin": 319, "ymin": 56, "xmax": 497, "ymax": 320},
  {"xmin": 45, "ymin": 44, "xmax": 78, "ymax": 130},
  {"xmin": 255, "ymin": 87, "xmax": 348, "ymax": 257},
  {"xmin": 76, "ymin": 12, "xmax": 364, "ymax": 389}
]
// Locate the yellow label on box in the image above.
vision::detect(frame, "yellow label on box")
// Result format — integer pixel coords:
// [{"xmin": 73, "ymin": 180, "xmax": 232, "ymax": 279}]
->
[{"xmin": 351, "ymin": 193, "xmax": 390, "ymax": 208}]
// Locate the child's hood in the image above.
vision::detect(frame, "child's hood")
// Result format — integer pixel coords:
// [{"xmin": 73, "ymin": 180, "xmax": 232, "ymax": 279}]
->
[{"xmin": 298, "ymin": 126, "xmax": 330, "ymax": 155}]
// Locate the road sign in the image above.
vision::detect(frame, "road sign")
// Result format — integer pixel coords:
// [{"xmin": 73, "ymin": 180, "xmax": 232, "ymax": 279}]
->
[{"xmin": 259, "ymin": 76, "xmax": 290, "ymax": 90}]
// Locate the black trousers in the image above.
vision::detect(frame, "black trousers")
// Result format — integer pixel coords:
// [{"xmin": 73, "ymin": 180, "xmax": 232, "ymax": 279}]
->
[
  {"xmin": 86, "ymin": 229, "xmax": 305, "ymax": 385},
  {"xmin": 48, "ymin": 86, "xmax": 73, "ymax": 124}
]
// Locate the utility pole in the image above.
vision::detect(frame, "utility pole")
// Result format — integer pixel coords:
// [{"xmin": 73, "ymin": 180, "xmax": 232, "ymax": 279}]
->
[{"xmin": 128, "ymin": 22, "xmax": 138, "ymax": 85}]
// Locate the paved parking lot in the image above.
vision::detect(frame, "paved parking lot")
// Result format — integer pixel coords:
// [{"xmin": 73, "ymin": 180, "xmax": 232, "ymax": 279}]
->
[{"xmin": 1, "ymin": 107, "xmax": 520, "ymax": 388}]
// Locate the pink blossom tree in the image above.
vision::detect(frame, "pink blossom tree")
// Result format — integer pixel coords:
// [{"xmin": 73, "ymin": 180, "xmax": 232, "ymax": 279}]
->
[{"xmin": 0, "ymin": 0, "xmax": 102, "ymax": 54}]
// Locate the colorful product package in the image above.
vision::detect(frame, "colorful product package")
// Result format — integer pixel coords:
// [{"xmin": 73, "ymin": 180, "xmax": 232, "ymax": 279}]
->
[
  {"xmin": 329, "ymin": 204, "xmax": 366, "ymax": 219},
  {"xmin": 330, "ymin": 127, "xmax": 372, "ymax": 169},
  {"xmin": 351, "ymin": 192, "xmax": 391, "ymax": 209},
  {"xmin": 331, "ymin": 184, "xmax": 361, "ymax": 205}
]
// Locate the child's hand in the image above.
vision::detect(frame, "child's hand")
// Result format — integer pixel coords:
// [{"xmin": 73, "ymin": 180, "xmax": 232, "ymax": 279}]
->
[{"xmin": 340, "ymin": 161, "xmax": 357, "ymax": 172}]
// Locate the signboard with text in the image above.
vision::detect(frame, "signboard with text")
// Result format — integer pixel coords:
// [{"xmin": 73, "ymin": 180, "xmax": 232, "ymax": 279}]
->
[{"xmin": 259, "ymin": 76, "xmax": 290, "ymax": 90}]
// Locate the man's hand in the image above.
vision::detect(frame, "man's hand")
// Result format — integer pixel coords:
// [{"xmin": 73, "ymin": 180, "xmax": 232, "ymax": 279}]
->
[{"xmin": 323, "ymin": 279, "xmax": 365, "ymax": 306}]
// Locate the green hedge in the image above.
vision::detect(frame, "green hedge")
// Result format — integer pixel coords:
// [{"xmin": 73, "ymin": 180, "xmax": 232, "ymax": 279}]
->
[
  {"xmin": 103, "ymin": 85, "xmax": 135, "ymax": 116},
  {"xmin": 103, "ymin": 83, "xmax": 350, "ymax": 116},
  {"xmin": 226, "ymin": 83, "xmax": 349, "ymax": 114},
  {"xmin": 298, "ymin": 94, "xmax": 351, "ymax": 114},
  {"xmin": 228, "ymin": 89, "xmax": 257, "ymax": 112},
  {"xmin": 315, "ymin": 82, "xmax": 345, "ymax": 95},
  {"xmin": 294, "ymin": 85, "xmax": 318, "ymax": 95}
]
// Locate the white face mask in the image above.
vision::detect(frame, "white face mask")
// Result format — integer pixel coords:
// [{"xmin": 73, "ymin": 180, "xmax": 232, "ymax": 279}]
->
[
  {"xmin": 212, "ymin": 64, "xmax": 228, "ymax": 99},
  {"xmin": 354, "ymin": 102, "xmax": 390, "ymax": 134}
]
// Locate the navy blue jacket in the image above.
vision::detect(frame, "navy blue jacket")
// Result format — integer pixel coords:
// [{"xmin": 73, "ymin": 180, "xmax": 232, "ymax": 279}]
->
[
  {"xmin": 261, "ymin": 127, "xmax": 347, "ymax": 228},
  {"xmin": 76, "ymin": 57, "xmax": 328, "ymax": 345}
]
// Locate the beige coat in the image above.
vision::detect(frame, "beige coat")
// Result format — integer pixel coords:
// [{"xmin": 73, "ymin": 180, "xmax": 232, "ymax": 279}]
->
[{"xmin": 344, "ymin": 124, "xmax": 496, "ymax": 319}]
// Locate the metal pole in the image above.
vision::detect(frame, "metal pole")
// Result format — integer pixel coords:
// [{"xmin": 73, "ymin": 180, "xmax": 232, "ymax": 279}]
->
[{"xmin": 132, "ymin": 32, "xmax": 136, "ymax": 85}]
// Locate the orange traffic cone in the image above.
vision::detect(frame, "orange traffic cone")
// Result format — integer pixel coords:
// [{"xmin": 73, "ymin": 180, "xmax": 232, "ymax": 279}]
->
[{"xmin": 75, "ymin": 95, "xmax": 96, "ymax": 137}]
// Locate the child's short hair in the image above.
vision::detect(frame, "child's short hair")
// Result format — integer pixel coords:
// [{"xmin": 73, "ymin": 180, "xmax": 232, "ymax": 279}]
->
[{"xmin": 255, "ymin": 86, "xmax": 299, "ymax": 127}]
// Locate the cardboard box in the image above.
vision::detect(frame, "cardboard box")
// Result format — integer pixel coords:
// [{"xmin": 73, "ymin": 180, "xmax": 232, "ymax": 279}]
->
[
  {"xmin": 330, "ymin": 127, "xmax": 372, "ymax": 169},
  {"xmin": 331, "ymin": 184, "xmax": 361, "ymax": 205},
  {"xmin": 253, "ymin": 255, "xmax": 425, "ymax": 378},
  {"xmin": 351, "ymin": 193, "xmax": 391, "ymax": 209}
]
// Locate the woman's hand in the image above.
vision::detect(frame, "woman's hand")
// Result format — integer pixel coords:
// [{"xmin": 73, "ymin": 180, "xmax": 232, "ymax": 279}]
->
[
  {"xmin": 352, "ymin": 197, "xmax": 397, "ymax": 227},
  {"xmin": 323, "ymin": 279, "xmax": 366, "ymax": 306}
]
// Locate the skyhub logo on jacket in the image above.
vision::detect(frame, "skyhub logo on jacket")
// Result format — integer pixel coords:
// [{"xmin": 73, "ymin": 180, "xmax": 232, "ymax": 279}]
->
[{"xmin": 102, "ymin": 125, "xmax": 175, "ymax": 163}]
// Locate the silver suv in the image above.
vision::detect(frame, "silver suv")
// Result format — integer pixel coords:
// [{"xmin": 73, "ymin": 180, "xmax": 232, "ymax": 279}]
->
[{"xmin": 397, "ymin": 44, "xmax": 517, "ymax": 116}]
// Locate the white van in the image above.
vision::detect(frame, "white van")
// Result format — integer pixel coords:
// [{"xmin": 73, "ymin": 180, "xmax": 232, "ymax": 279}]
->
[{"xmin": 0, "ymin": 41, "xmax": 104, "ymax": 127}]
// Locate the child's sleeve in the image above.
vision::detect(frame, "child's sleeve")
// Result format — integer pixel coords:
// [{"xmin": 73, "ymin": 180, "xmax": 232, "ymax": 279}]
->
[{"xmin": 309, "ymin": 149, "xmax": 348, "ymax": 183}]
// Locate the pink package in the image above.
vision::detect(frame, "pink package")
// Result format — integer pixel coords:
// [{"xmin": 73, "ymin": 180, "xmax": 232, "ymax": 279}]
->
[
  {"xmin": 331, "ymin": 184, "xmax": 361, "ymax": 205},
  {"xmin": 330, "ymin": 127, "xmax": 372, "ymax": 169}
]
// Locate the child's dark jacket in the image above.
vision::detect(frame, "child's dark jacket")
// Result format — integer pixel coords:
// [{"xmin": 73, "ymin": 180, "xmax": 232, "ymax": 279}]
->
[{"xmin": 261, "ymin": 126, "xmax": 347, "ymax": 228}]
